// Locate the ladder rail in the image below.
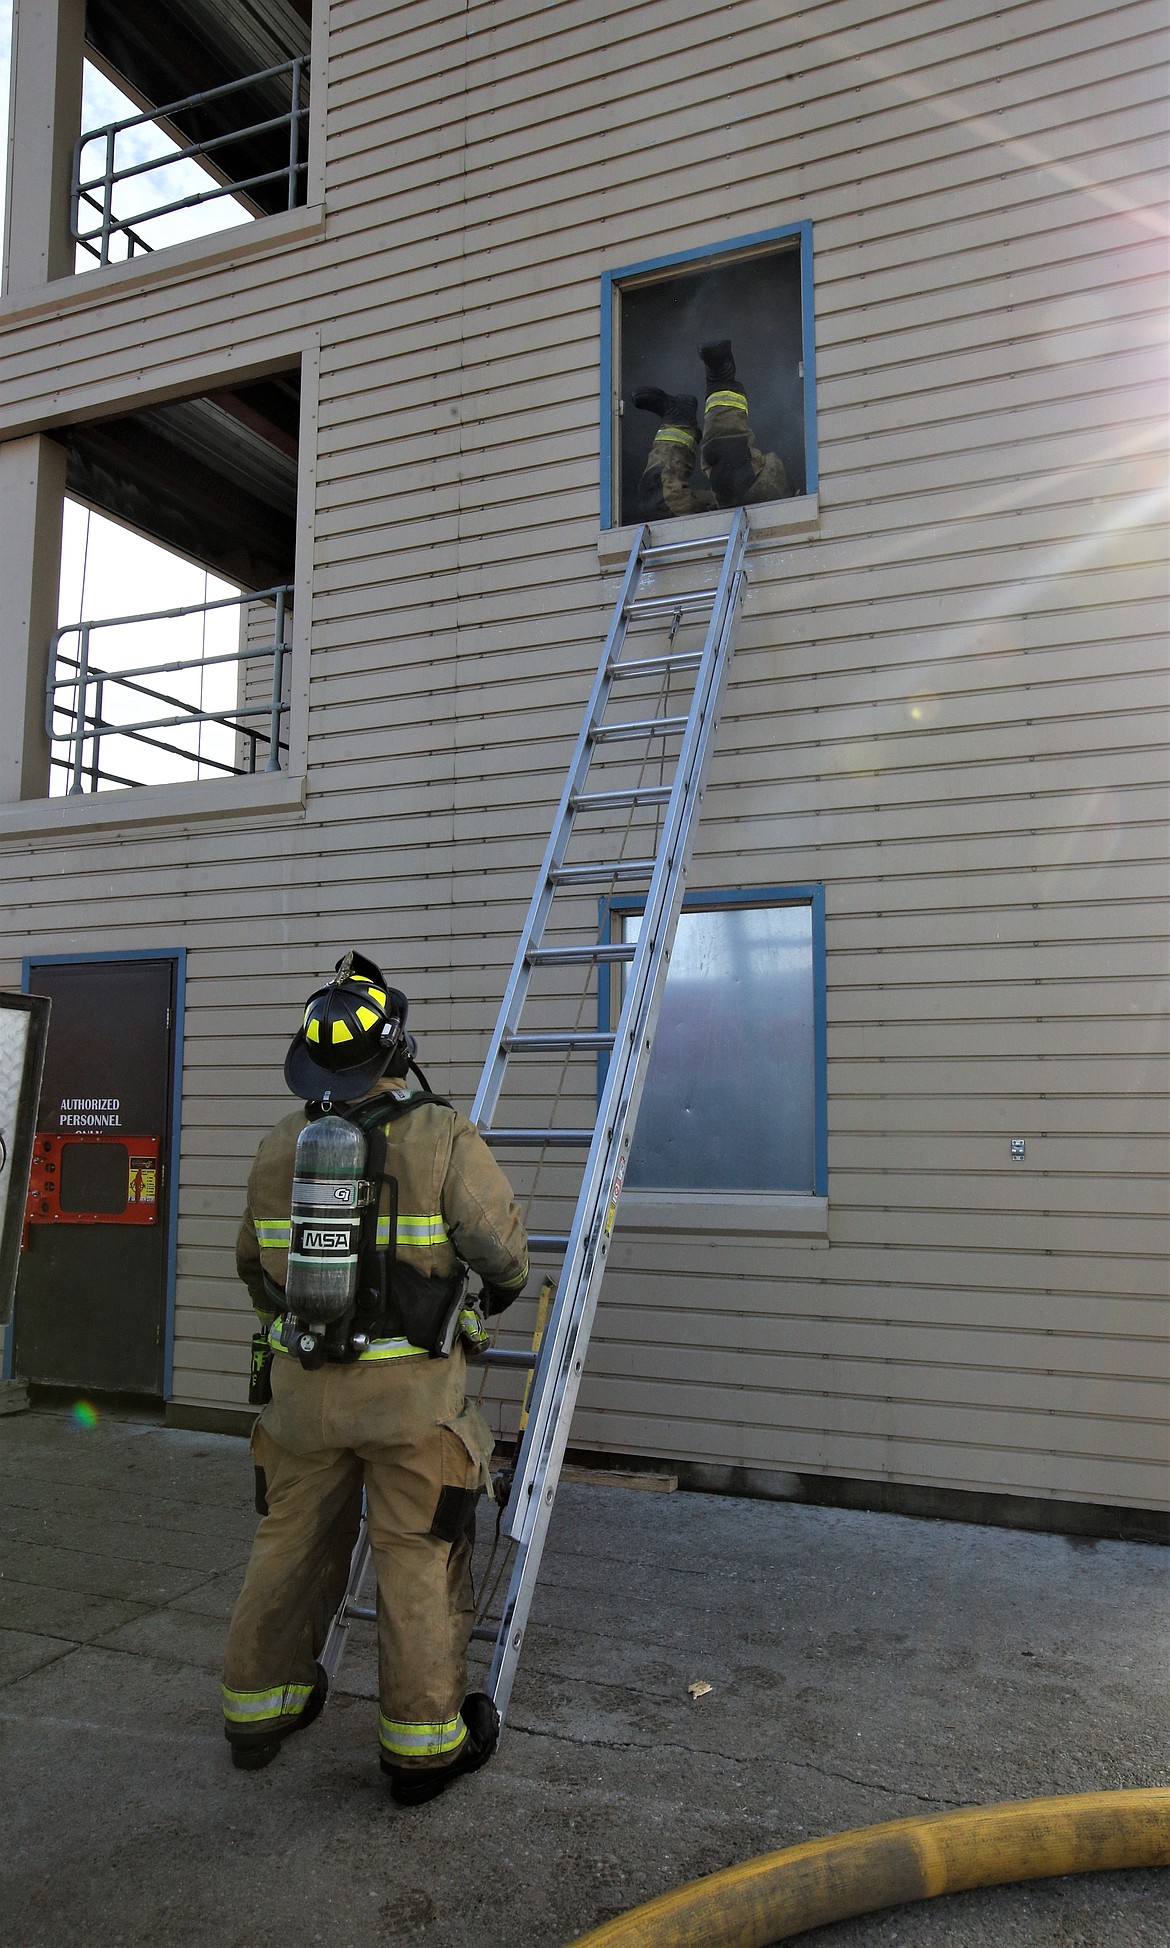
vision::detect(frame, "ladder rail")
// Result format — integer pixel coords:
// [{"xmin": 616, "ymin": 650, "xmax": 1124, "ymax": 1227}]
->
[
  {"xmin": 319, "ymin": 514, "xmax": 750, "ymax": 1731},
  {"xmin": 485, "ymin": 513, "xmax": 748, "ymax": 1717},
  {"xmin": 469, "ymin": 527, "xmax": 649, "ymax": 1136},
  {"xmin": 501, "ymin": 512, "xmax": 748, "ymax": 1542}
]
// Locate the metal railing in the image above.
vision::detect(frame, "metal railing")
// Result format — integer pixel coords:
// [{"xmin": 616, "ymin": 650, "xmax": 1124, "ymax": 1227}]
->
[
  {"xmin": 47, "ymin": 586, "xmax": 293, "ymax": 795},
  {"xmin": 72, "ymin": 59, "xmax": 310, "ymax": 266}
]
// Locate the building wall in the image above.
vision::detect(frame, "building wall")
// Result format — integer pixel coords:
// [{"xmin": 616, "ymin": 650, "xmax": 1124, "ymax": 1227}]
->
[{"xmin": 1, "ymin": 0, "xmax": 1166, "ymax": 1511}]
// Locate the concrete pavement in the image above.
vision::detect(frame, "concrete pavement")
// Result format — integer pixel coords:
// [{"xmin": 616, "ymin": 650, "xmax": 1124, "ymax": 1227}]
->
[{"xmin": 0, "ymin": 1407, "xmax": 1166, "ymax": 1947}]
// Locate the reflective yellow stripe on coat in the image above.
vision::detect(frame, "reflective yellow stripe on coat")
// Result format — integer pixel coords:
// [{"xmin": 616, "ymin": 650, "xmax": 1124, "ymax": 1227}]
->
[{"xmin": 254, "ymin": 1216, "xmax": 449, "ymax": 1250}]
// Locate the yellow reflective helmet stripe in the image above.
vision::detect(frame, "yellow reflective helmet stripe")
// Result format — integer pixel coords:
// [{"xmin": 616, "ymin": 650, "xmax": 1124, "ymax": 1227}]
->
[
  {"xmin": 355, "ymin": 1006, "xmax": 380, "ymax": 1031},
  {"xmin": 378, "ymin": 1710, "xmax": 467, "ymax": 1759},
  {"xmin": 705, "ymin": 388, "xmax": 749, "ymax": 412},
  {"xmin": 331, "ymin": 1020, "xmax": 354, "ymax": 1045},
  {"xmin": 306, "ymin": 1018, "xmax": 320, "ymax": 1043}
]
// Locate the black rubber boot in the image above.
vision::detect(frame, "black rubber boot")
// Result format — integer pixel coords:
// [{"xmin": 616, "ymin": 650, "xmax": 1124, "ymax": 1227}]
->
[
  {"xmin": 699, "ymin": 339, "xmax": 739, "ymax": 388},
  {"xmin": 382, "ymin": 1692, "xmax": 501, "ymax": 1806},
  {"xmin": 228, "ymin": 1666, "xmax": 329, "ymax": 1772},
  {"xmin": 632, "ymin": 387, "xmax": 700, "ymax": 432}
]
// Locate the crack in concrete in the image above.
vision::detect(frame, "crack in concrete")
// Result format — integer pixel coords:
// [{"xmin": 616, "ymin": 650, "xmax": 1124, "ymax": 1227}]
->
[
  {"xmin": 505, "ymin": 1720, "xmax": 966, "ymax": 1809},
  {"xmin": 0, "ymin": 1637, "xmax": 85, "ymax": 1690}
]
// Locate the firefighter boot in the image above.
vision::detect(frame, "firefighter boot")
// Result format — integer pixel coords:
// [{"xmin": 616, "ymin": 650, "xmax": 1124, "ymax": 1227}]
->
[
  {"xmin": 228, "ymin": 1664, "xmax": 329, "ymax": 1771},
  {"xmin": 382, "ymin": 1692, "xmax": 501, "ymax": 1806},
  {"xmin": 699, "ymin": 339, "xmax": 738, "ymax": 389}
]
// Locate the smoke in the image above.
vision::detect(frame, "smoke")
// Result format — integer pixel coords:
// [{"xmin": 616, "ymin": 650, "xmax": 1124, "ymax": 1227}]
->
[{"xmin": 619, "ymin": 251, "xmax": 806, "ymax": 521}]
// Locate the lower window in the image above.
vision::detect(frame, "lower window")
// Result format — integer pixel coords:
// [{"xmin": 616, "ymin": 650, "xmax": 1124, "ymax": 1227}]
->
[{"xmin": 602, "ymin": 887, "xmax": 827, "ymax": 1195}]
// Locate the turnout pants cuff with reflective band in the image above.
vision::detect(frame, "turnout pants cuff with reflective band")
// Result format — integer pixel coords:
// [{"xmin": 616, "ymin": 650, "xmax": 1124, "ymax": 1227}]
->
[
  {"xmin": 379, "ymin": 1710, "xmax": 467, "ymax": 1763},
  {"xmin": 638, "ymin": 425, "xmax": 716, "ymax": 520},
  {"xmin": 222, "ymin": 1678, "xmax": 317, "ymax": 1735},
  {"xmin": 222, "ymin": 1353, "xmax": 491, "ymax": 1769},
  {"xmin": 701, "ymin": 390, "xmax": 789, "ymax": 507}
]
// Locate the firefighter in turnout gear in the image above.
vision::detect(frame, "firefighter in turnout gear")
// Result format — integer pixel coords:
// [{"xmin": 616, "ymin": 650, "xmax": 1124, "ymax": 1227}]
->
[
  {"xmin": 698, "ymin": 338, "xmax": 789, "ymax": 507},
  {"xmin": 631, "ymin": 340, "xmax": 789, "ymax": 517},
  {"xmin": 221, "ymin": 951, "xmax": 529, "ymax": 1804}
]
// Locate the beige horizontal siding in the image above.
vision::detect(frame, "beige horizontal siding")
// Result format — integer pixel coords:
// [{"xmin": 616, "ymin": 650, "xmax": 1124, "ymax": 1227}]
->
[{"xmin": 1, "ymin": 0, "xmax": 1166, "ymax": 1509}]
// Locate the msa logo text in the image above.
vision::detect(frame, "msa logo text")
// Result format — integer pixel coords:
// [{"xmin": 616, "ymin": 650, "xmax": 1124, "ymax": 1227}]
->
[{"xmin": 300, "ymin": 1230, "xmax": 350, "ymax": 1253}]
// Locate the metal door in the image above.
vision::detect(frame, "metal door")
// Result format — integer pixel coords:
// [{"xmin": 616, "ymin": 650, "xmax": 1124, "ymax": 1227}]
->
[{"xmin": 13, "ymin": 956, "xmax": 178, "ymax": 1397}]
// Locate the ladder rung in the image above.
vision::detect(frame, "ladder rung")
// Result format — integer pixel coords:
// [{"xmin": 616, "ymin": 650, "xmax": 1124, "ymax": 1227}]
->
[
  {"xmin": 528, "ymin": 1232, "xmax": 569, "ymax": 1252},
  {"xmin": 485, "ymin": 1127, "xmax": 595, "ymax": 1145},
  {"xmin": 346, "ymin": 1601, "xmax": 376, "ymax": 1622},
  {"xmin": 626, "ymin": 590, "xmax": 717, "ymax": 616},
  {"xmin": 570, "ymin": 786, "xmax": 671, "ymax": 812},
  {"xmin": 608, "ymin": 649, "xmax": 703, "ymax": 680},
  {"xmin": 502, "ymin": 1030, "xmax": 615, "ymax": 1052},
  {"xmin": 526, "ymin": 942, "xmax": 637, "ymax": 964},
  {"xmin": 471, "ymin": 1622, "xmax": 500, "ymax": 1643},
  {"xmin": 642, "ymin": 535, "xmax": 729, "ymax": 561},
  {"xmin": 549, "ymin": 858, "xmax": 656, "ymax": 884},
  {"xmin": 474, "ymin": 1347, "xmax": 537, "ymax": 1369},
  {"xmin": 591, "ymin": 716, "xmax": 688, "ymax": 743}
]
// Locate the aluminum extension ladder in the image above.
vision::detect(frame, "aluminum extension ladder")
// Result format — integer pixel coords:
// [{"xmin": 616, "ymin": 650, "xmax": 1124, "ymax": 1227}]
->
[{"xmin": 319, "ymin": 508, "xmax": 750, "ymax": 1724}]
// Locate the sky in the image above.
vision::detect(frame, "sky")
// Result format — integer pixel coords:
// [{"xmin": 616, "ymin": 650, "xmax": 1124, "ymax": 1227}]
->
[{"xmin": 1, "ymin": 3, "xmax": 262, "ymax": 792}]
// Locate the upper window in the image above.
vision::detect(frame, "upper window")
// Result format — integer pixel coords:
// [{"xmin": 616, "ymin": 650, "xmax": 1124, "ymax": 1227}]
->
[
  {"xmin": 601, "ymin": 888, "xmax": 827, "ymax": 1196},
  {"xmin": 601, "ymin": 224, "xmax": 817, "ymax": 529}
]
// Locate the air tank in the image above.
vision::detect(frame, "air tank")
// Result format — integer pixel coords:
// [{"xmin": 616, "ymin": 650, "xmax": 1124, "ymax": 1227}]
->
[{"xmin": 284, "ymin": 1114, "xmax": 369, "ymax": 1322}]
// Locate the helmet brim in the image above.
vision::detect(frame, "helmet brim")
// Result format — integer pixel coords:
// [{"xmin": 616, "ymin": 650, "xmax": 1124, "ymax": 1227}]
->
[{"xmin": 283, "ymin": 1030, "xmax": 394, "ymax": 1103}]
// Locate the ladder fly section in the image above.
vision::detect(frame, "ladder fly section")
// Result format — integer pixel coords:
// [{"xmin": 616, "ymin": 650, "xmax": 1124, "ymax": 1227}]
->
[{"xmin": 318, "ymin": 511, "xmax": 750, "ymax": 1720}]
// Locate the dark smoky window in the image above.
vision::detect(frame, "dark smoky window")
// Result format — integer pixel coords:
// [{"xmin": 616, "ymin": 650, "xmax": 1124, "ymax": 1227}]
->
[{"xmin": 616, "ymin": 244, "xmax": 806, "ymax": 528}]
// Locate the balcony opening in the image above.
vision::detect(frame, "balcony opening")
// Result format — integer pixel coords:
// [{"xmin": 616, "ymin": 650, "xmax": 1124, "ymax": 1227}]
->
[
  {"xmin": 76, "ymin": 0, "xmax": 311, "ymax": 267},
  {"xmin": 48, "ymin": 366, "xmax": 301, "ymax": 795}
]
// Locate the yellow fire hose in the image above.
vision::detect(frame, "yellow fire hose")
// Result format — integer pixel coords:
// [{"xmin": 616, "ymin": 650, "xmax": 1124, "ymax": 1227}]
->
[{"xmin": 564, "ymin": 1789, "xmax": 1170, "ymax": 1947}]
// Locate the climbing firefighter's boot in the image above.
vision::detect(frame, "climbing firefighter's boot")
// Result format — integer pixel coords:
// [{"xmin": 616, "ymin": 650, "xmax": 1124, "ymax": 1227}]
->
[{"xmin": 382, "ymin": 1692, "xmax": 501, "ymax": 1806}]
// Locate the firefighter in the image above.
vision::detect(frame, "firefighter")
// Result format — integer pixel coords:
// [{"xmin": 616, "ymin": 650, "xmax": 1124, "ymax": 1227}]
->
[
  {"xmin": 631, "ymin": 387, "xmax": 716, "ymax": 518},
  {"xmin": 221, "ymin": 951, "xmax": 529, "ymax": 1805},
  {"xmin": 698, "ymin": 338, "xmax": 789, "ymax": 507}
]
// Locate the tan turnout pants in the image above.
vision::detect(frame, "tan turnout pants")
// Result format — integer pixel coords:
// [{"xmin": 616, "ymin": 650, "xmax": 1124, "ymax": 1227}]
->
[
  {"xmin": 222, "ymin": 1349, "xmax": 494, "ymax": 1770},
  {"xmin": 701, "ymin": 390, "xmax": 790, "ymax": 507},
  {"xmin": 638, "ymin": 424, "xmax": 716, "ymax": 519}
]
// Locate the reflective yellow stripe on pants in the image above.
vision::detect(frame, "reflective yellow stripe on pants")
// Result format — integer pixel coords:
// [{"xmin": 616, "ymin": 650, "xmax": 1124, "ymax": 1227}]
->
[
  {"xmin": 379, "ymin": 1709, "xmax": 467, "ymax": 1761},
  {"xmin": 222, "ymin": 1679, "xmax": 315, "ymax": 1727}
]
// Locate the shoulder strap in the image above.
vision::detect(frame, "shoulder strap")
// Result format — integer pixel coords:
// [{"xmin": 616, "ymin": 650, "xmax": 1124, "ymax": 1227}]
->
[{"xmin": 347, "ymin": 1089, "xmax": 454, "ymax": 1132}]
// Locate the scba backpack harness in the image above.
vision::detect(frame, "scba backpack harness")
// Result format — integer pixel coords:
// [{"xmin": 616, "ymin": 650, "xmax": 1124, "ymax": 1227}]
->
[{"xmin": 273, "ymin": 1091, "xmax": 471, "ymax": 1373}]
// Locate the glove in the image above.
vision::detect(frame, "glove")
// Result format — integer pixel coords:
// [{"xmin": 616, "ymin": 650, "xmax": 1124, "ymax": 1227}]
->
[{"xmin": 480, "ymin": 1280, "xmax": 523, "ymax": 1317}]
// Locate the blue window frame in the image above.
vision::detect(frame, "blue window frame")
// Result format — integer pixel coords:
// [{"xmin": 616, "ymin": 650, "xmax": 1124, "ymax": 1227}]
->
[
  {"xmin": 599, "ymin": 887, "xmax": 827, "ymax": 1196},
  {"xmin": 601, "ymin": 221, "xmax": 818, "ymax": 529}
]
